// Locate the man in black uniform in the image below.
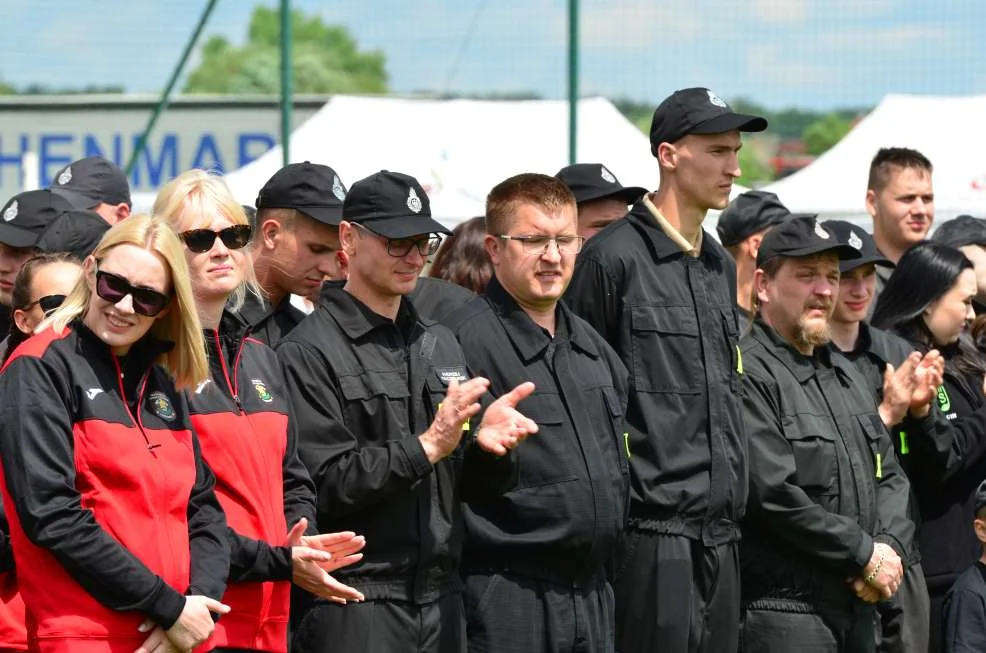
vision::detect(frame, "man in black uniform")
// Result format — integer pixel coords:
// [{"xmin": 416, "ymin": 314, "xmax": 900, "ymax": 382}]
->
[
  {"xmin": 564, "ymin": 87, "xmax": 766, "ymax": 653},
  {"xmin": 739, "ymin": 215, "xmax": 914, "ymax": 652},
  {"xmin": 278, "ymin": 170, "xmax": 539, "ymax": 653},
  {"xmin": 246, "ymin": 162, "xmax": 349, "ymax": 346},
  {"xmin": 554, "ymin": 163, "xmax": 645, "ymax": 239},
  {"xmin": 716, "ymin": 190, "xmax": 794, "ymax": 331},
  {"xmin": 443, "ymin": 173, "xmax": 630, "ymax": 652}
]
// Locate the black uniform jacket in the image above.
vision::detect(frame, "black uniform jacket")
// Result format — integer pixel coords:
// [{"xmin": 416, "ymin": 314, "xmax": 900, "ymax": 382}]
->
[
  {"xmin": 739, "ymin": 320, "xmax": 914, "ymax": 612},
  {"xmin": 277, "ymin": 282, "xmax": 473, "ymax": 604},
  {"xmin": 194, "ymin": 308, "xmax": 317, "ymax": 582},
  {"xmin": 237, "ymin": 291, "xmax": 307, "ymax": 349},
  {"xmin": 836, "ymin": 323, "xmax": 959, "ymax": 565},
  {"xmin": 564, "ymin": 202, "xmax": 745, "ymax": 545},
  {"xmin": 409, "ymin": 277, "xmax": 476, "ymax": 323},
  {"xmin": 442, "ymin": 276, "xmax": 630, "ymax": 585}
]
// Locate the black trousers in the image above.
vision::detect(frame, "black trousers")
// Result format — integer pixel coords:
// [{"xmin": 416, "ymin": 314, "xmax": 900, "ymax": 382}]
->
[
  {"xmin": 613, "ymin": 532, "xmax": 740, "ymax": 653},
  {"xmin": 463, "ymin": 572, "xmax": 614, "ymax": 653},
  {"xmin": 876, "ymin": 561, "xmax": 930, "ymax": 653},
  {"xmin": 740, "ymin": 604, "xmax": 876, "ymax": 653},
  {"xmin": 290, "ymin": 593, "xmax": 466, "ymax": 653}
]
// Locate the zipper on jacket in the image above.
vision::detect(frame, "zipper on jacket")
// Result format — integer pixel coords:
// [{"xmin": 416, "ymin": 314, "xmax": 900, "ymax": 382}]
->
[{"xmin": 213, "ymin": 329, "xmax": 244, "ymax": 413}]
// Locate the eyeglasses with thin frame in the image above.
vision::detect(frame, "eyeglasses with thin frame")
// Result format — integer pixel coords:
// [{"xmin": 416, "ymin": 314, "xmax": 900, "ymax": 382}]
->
[
  {"xmin": 352, "ymin": 222, "xmax": 443, "ymax": 258},
  {"xmin": 179, "ymin": 224, "xmax": 252, "ymax": 254},
  {"xmin": 21, "ymin": 294, "xmax": 66, "ymax": 314},
  {"xmin": 496, "ymin": 234, "xmax": 585, "ymax": 255},
  {"xmin": 94, "ymin": 266, "xmax": 171, "ymax": 317}
]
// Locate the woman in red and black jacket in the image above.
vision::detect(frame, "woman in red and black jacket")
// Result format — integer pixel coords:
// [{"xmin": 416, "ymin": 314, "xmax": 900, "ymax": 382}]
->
[
  {"xmin": 153, "ymin": 170, "xmax": 366, "ymax": 653},
  {"xmin": 0, "ymin": 214, "xmax": 230, "ymax": 653}
]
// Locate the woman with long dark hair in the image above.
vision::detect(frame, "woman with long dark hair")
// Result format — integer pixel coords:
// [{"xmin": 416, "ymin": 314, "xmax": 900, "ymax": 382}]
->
[{"xmin": 873, "ymin": 241, "xmax": 986, "ymax": 652}]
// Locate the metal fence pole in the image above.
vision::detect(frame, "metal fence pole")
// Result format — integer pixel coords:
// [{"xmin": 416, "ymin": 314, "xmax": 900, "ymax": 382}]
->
[
  {"xmin": 567, "ymin": 0, "xmax": 579, "ymax": 165},
  {"xmin": 280, "ymin": 0, "xmax": 293, "ymax": 166},
  {"xmin": 125, "ymin": 0, "xmax": 219, "ymax": 176}
]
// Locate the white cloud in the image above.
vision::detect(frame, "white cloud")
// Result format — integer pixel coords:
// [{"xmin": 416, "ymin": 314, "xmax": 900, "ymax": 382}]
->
[{"xmin": 745, "ymin": 43, "xmax": 837, "ymax": 86}]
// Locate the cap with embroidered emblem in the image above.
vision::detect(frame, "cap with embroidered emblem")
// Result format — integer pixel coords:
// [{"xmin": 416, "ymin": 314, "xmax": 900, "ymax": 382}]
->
[
  {"xmin": 649, "ymin": 87, "xmax": 768, "ymax": 156},
  {"xmin": 343, "ymin": 170, "xmax": 450, "ymax": 238},
  {"xmin": 255, "ymin": 162, "xmax": 348, "ymax": 226},
  {"xmin": 821, "ymin": 219, "xmax": 893, "ymax": 273},
  {"xmin": 0, "ymin": 190, "xmax": 74, "ymax": 248},
  {"xmin": 716, "ymin": 190, "xmax": 792, "ymax": 247},
  {"xmin": 555, "ymin": 163, "xmax": 646, "ymax": 205},
  {"xmin": 49, "ymin": 156, "xmax": 131, "ymax": 210},
  {"xmin": 757, "ymin": 215, "xmax": 861, "ymax": 267}
]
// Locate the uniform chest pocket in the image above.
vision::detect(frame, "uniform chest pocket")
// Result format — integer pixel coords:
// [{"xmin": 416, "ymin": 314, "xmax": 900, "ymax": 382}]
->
[
  {"xmin": 783, "ymin": 413, "xmax": 839, "ymax": 495},
  {"xmin": 857, "ymin": 414, "xmax": 888, "ymax": 480},
  {"xmin": 338, "ymin": 371, "xmax": 411, "ymax": 440},
  {"xmin": 599, "ymin": 385, "xmax": 630, "ymax": 474},
  {"xmin": 629, "ymin": 305, "xmax": 701, "ymax": 394},
  {"xmin": 513, "ymin": 394, "xmax": 576, "ymax": 489},
  {"xmin": 721, "ymin": 309, "xmax": 741, "ymax": 391}
]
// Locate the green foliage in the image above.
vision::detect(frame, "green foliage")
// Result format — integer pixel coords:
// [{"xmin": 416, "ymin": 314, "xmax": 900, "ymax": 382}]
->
[
  {"xmin": 737, "ymin": 146, "xmax": 774, "ymax": 187},
  {"xmin": 802, "ymin": 113, "xmax": 854, "ymax": 155},
  {"xmin": 184, "ymin": 6, "xmax": 388, "ymax": 95}
]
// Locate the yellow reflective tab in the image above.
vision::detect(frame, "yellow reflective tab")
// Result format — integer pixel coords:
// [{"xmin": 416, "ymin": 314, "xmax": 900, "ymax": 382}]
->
[
  {"xmin": 899, "ymin": 431, "xmax": 909, "ymax": 455},
  {"xmin": 623, "ymin": 432, "xmax": 631, "ymax": 459},
  {"xmin": 875, "ymin": 453, "xmax": 883, "ymax": 479},
  {"xmin": 736, "ymin": 345, "xmax": 743, "ymax": 374}
]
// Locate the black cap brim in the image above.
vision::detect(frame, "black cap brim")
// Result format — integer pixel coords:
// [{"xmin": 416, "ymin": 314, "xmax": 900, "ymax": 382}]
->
[
  {"xmin": 782, "ymin": 243, "xmax": 862, "ymax": 262},
  {"xmin": 296, "ymin": 205, "xmax": 344, "ymax": 226},
  {"xmin": 0, "ymin": 223, "xmax": 40, "ymax": 248},
  {"xmin": 356, "ymin": 214, "xmax": 452, "ymax": 239},
  {"xmin": 692, "ymin": 112, "xmax": 768, "ymax": 136},
  {"xmin": 575, "ymin": 186, "xmax": 647, "ymax": 206},
  {"xmin": 839, "ymin": 254, "xmax": 894, "ymax": 274},
  {"xmin": 50, "ymin": 186, "xmax": 100, "ymax": 210}
]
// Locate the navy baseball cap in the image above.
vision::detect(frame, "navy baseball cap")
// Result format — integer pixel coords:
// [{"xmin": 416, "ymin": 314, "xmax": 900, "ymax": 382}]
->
[
  {"xmin": 343, "ymin": 171, "xmax": 450, "ymax": 239},
  {"xmin": 650, "ymin": 88, "xmax": 767, "ymax": 155},
  {"xmin": 256, "ymin": 162, "xmax": 348, "ymax": 226},
  {"xmin": 50, "ymin": 156, "xmax": 131, "ymax": 209},
  {"xmin": 757, "ymin": 215, "xmax": 861, "ymax": 268}
]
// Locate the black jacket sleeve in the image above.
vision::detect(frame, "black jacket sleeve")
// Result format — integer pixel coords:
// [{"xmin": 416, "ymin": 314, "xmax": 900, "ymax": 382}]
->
[
  {"xmin": 277, "ymin": 341, "xmax": 434, "ymax": 519},
  {"xmin": 742, "ymin": 370, "xmax": 874, "ymax": 572},
  {"xmin": 0, "ymin": 502, "xmax": 12, "ymax": 573},
  {"xmin": 942, "ymin": 402, "xmax": 986, "ymax": 479},
  {"xmin": 0, "ymin": 356, "xmax": 187, "ymax": 628},
  {"xmin": 225, "ymin": 528, "xmax": 292, "ymax": 583},
  {"xmin": 898, "ymin": 407, "xmax": 962, "ymax": 487},
  {"xmin": 943, "ymin": 578, "xmax": 986, "ymax": 653},
  {"xmin": 564, "ymin": 256, "xmax": 622, "ymax": 343},
  {"xmin": 184, "ymin": 425, "xmax": 230, "ymax": 600},
  {"xmin": 869, "ymin": 418, "xmax": 915, "ymax": 560},
  {"xmin": 281, "ymin": 407, "xmax": 318, "ymax": 535}
]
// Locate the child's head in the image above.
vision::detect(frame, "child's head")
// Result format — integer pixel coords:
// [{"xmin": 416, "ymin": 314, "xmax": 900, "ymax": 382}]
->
[{"xmin": 975, "ymin": 480, "xmax": 986, "ymax": 551}]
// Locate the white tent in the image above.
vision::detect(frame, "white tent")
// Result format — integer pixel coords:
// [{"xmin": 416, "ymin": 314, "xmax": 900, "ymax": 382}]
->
[
  {"xmin": 214, "ymin": 95, "xmax": 658, "ymax": 227},
  {"xmin": 761, "ymin": 94, "xmax": 986, "ymax": 228}
]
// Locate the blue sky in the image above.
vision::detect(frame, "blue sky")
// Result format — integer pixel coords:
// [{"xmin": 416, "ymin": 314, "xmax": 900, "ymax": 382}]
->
[{"xmin": 1, "ymin": 0, "xmax": 984, "ymax": 110}]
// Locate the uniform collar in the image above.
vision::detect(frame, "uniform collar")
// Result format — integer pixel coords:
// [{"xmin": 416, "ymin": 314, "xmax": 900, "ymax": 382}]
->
[
  {"xmin": 235, "ymin": 290, "xmax": 298, "ymax": 329},
  {"xmin": 750, "ymin": 317, "xmax": 832, "ymax": 383},
  {"xmin": 484, "ymin": 275, "xmax": 599, "ymax": 363},
  {"xmin": 627, "ymin": 200, "xmax": 718, "ymax": 262},
  {"xmin": 318, "ymin": 280, "xmax": 422, "ymax": 341}
]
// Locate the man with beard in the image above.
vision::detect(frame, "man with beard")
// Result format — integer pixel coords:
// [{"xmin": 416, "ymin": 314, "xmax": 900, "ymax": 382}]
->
[
  {"xmin": 565, "ymin": 87, "xmax": 766, "ymax": 653},
  {"xmin": 866, "ymin": 147, "xmax": 934, "ymax": 312},
  {"xmin": 739, "ymin": 215, "xmax": 915, "ymax": 652}
]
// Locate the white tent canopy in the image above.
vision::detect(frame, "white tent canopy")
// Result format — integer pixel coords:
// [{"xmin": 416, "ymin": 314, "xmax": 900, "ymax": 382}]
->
[
  {"xmin": 761, "ymin": 93, "xmax": 986, "ymax": 228},
  {"xmin": 214, "ymin": 95, "xmax": 657, "ymax": 227}
]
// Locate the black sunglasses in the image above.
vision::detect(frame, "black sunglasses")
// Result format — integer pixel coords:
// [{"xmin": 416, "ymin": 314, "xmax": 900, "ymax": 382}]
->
[
  {"xmin": 95, "ymin": 268, "xmax": 171, "ymax": 317},
  {"xmin": 21, "ymin": 294, "xmax": 66, "ymax": 314},
  {"xmin": 179, "ymin": 225, "xmax": 252, "ymax": 254}
]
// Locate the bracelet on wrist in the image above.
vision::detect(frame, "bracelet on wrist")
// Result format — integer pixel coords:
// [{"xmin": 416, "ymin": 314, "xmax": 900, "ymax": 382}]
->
[{"xmin": 864, "ymin": 553, "xmax": 886, "ymax": 585}]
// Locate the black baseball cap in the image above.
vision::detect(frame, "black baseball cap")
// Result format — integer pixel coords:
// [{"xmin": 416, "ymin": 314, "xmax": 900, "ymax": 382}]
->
[
  {"xmin": 343, "ymin": 170, "xmax": 450, "ymax": 239},
  {"xmin": 255, "ymin": 162, "xmax": 348, "ymax": 226},
  {"xmin": 650, "ymin": 88, "xmax": 767, "ymax": 155},
  {"xmin": 0, "ymin": 190, "xmax": 74, "ymax": 248},
  {"xmin": 555, "ymin": 163, "xmax": 646, "ymax": 206},
  {"xmin": 821, "ymin": 220, "xmax": 893, "ymax": 273},
  {"xmin": 757, "ymin": 215, "xmax": 861, "ymax": 268},
  {"xmin": 716, "ymin": 190, "xmax": 791, "ymax": 247},
  {"xmin": 931, "ymin": 215, "xmax": 986, "ymax": 249},
  {"xmin": 49, "ymin": 156, "xmax": 131, "ymax": 209},
  {"xmin": 35, "ymin": 209, "xmax": 111, "ymax": 260},
  {"xmin": 976, "ymin": 478, "xmax": 986, "ymax": 515}
]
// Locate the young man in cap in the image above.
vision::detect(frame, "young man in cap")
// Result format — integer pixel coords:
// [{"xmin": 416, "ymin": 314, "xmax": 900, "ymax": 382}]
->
[
  {"xmin": 866, "ymin": 147, "xmax": 935, "ymax": 311},
  {"xmin": 717, "ymin": 190, "xmax": 794, "ymax": 330},
  {"xmin": 0, "ymin": 190, "xmax": 74, "ymax": 336},
  {"xmin": 277, "ymin": 170, "xmax": 539, "ymax": 652},
  {"xmin": 825, "ymin": 219, "xmax": 951, "ymax": 653},
  {"xmin": 555, "ymin": 163, "xmax": 646, "ymax": 239},
  {"xmin": 442, "ymin": 173, "xmax": 629, "ymax": 652},
  {"xmin": 246, "ymin": 161, "xmax": 349, "ymax": 347},
  {"xmin": 943, "ymin": 479, "xmax": 986, "ymax": 653},
  {"xmin": 564, "ymin": 87, "xmax": 766, "ymax": 653},
  {"xmin": 932, "ymin": 215, "xmax": 986, "ymax": 314},
  {"xmin": 740, "ymin": 215, "xmax": 914, "ymax": 652},
  {"xmin": 48, "ymin": 156, "xmax": 132, "ymax": 225}
]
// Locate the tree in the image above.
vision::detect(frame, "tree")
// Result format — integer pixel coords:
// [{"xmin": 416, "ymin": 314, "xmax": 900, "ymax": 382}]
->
[
  {"xmin": 184, "ymin": 6, "xmax": 388, "ymax": 94},
  {"xmin": 802, "ymin": 113, "xmax": 854, "ymax": 156}
]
